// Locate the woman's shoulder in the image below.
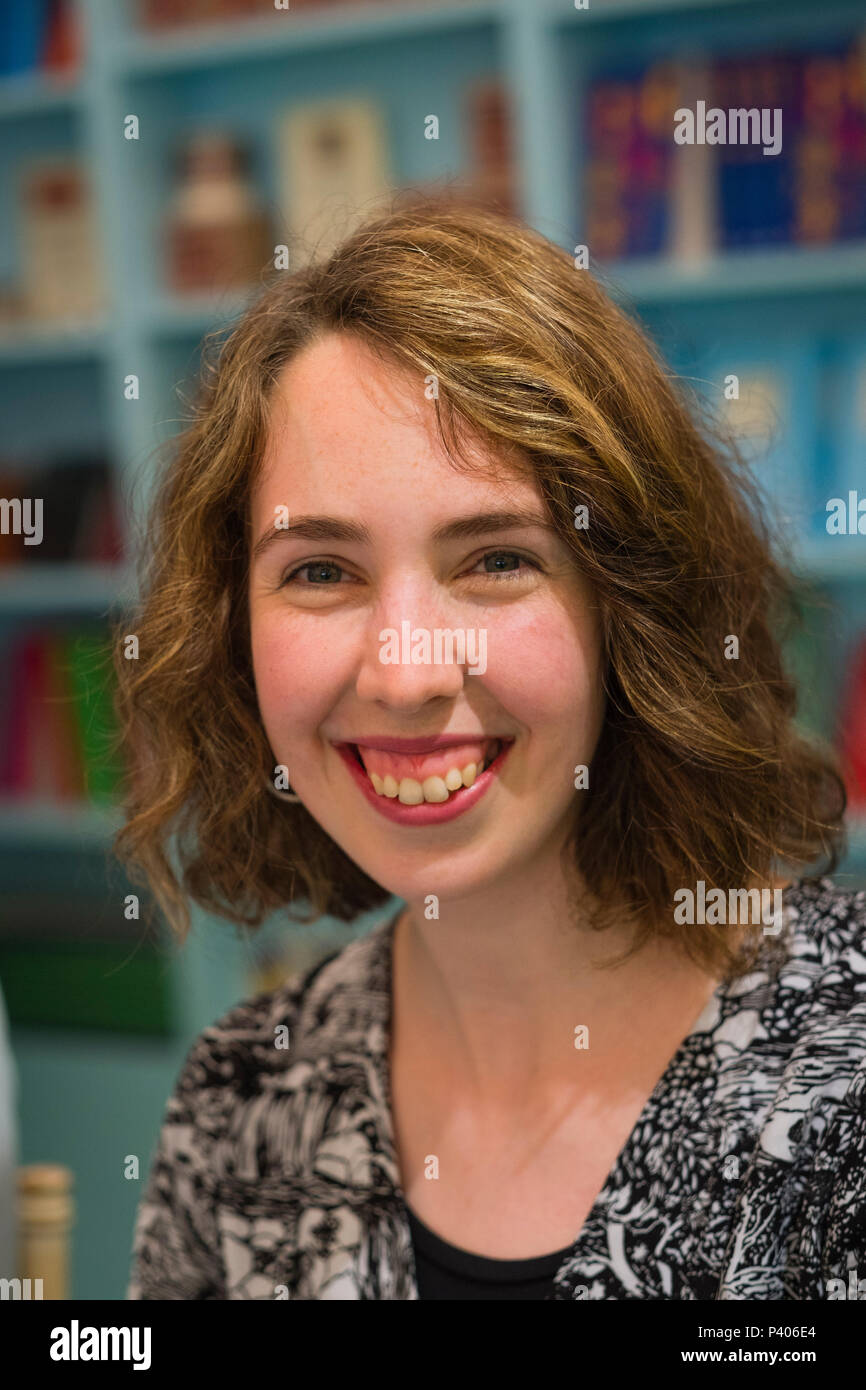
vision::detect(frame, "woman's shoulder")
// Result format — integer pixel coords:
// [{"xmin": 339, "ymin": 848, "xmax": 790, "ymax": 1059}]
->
[
  {"xmin": 718, "ymin": 874, "xmax": 866, "ymax": 1112},
  {"xmin": 169, "ymin": 911, "xmax": 396, "ymax": 1109},
  {"xmin": 777, "ymin": 874, "xmax": 866, "ymax": 987}
]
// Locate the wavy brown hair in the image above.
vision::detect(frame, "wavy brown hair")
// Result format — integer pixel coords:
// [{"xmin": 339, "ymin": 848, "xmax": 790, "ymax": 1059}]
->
[{"xmin": 112, "ymin": 191, "xmax": 847, "ymax": 982}]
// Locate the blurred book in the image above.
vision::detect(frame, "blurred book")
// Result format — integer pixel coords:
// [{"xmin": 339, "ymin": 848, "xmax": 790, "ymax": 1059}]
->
[
  {"xmin": 0, "ymin": 935, "xmax": 173, "ymax": 1034},
  {"xmin": 0, "ymin": 626, "xmax": 125, "ymax": 805},
  {"xmin": 837, "ymin": 633, "xmax": 866, "ymax": 813},
  {"xmin": 19, "ymin": 160, "xmax": 106, "ymax": 322},
  {"xmin": 714, "ymin": 50, "xmax": 800, "ymax": 250},
  {"xmin": 276, "ymin": 96, "xmax": 393, "ymax": 266},
  {"xmin": 165, "ymin": 130, "xmax": 273, "ymax": 294},
  {"xmin": 41, "ymin": 0, "xmax": 80, "ymax": 75},
  {"xmin": 0, "ymin": 456, "xmax": 123, "ymax": 567},
  {"xmin": 463, "ymin": 77, "xmax": 518, "ymax": 218},
  {"xmin": 669, "ymin": 59, "xmax": 717, "ymax": 263},
  {"xmin": 0, "ymin": 0, "xmax": 80, "ymax": 78},
  {"xmin": 795, "ymin": 40, "xmax": 866, "ymax": 245},
  {"xmin": 585, "ymin": 59, "xmax": 678, "ymax": 259},
  {"xmin": 0, "ymin": 466, "xmax": 25, "ymax": 564},
  {"xmin": 586, "ymin": 28, "xmax": 866, "ymax": 262}
]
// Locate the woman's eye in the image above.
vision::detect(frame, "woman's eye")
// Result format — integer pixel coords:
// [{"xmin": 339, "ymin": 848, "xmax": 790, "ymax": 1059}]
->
[
  {"xmin": 280, "ymin": 560, "xmax": 348, "ymax": 586},
  {"xmin": 470, "ymin": 550, "xmax": 539, "ymax": 581}
]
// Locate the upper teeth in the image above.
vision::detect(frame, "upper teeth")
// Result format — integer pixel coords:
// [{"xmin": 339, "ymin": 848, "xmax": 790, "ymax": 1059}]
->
[{"xmin": 365, "ymin": 739, "xmax": 501, "ymax": 804}]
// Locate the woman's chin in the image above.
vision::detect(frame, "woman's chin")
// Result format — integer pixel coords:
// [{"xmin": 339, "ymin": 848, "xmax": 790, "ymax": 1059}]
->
[{"xmin": 322, "ymin": 829, "xmax": 528, "ymax": 912}]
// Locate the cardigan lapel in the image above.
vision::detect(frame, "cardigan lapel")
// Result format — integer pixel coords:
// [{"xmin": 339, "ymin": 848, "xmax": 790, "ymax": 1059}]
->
[{"xmin": 278, "ymin": 911, "xmax": 419, "ymax": 1300}]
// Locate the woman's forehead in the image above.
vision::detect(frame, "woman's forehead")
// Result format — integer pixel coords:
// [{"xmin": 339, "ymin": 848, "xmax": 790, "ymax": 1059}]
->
[{"xmin": 256, "ymin": 337, "xmax": 539, "ymax": 513}]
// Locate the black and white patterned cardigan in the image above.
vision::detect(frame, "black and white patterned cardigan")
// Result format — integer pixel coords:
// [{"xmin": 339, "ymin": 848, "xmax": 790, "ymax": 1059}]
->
[{"xmin": 127, "ymin": 875, "xmax": 866, "ymax": 1300}]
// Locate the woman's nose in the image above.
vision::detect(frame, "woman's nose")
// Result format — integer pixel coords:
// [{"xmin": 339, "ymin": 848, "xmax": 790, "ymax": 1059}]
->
[{"xmin": 353, "ymin": 589, "xmax": 480, "ymax": 708}]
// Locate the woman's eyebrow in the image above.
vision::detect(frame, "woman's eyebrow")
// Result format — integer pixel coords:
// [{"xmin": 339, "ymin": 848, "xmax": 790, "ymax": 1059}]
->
[{"xmin": 251, "ymin": 509, "xmax": 558, "ymax": 561}]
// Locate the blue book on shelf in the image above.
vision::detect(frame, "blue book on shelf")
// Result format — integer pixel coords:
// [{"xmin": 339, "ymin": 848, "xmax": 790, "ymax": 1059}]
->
[
  {"xmin": 0, "ymin": 1, "xmax": 48, "ymax": 77},
  {"xmin": 713, "ymin": 50, "xmax": 802, "ymax": 250},
  {"xmin": 690, "ymin": 337, "xmax": 819, "ymax": 557},
  {"xmin": 584, "ymin": 58, "xmax": 672, "ymax": 260}
]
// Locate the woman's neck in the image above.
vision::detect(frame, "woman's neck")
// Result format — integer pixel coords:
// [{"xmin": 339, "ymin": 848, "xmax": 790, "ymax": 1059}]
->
[{"xmin": 391, "ymin": 860, "xmax": 722, "ymax": 1113}]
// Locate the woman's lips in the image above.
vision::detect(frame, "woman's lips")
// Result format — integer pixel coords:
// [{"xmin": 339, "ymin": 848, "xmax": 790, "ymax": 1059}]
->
[{"xmin": 334, "ymin": 738, "xmax": 514, "ymax": 826}]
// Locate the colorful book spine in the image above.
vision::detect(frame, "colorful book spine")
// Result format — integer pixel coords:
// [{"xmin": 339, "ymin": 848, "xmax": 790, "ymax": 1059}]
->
[
  {"xmin": 585, "ymin": 61, "xmax": 675, "ymax": 260},
  {"xmin": 585, "ymin": 74, "xmax": 633, "ymax": 261},
  {"xmin": 0, "ymin": 628, "xmax": 124, "ymax": 805},
  {"xmin": 837, "ymin": 35, "xmax": 866, "ymax": 240},
  {"xmin": 588, "ymin": 29, "xmax": 866, "ymax": 259},
  {"xmin": 0, "ymin": 632, "xmax": 40, "ymax": 795},
  {"xmin": 0, "ymin": 2, "xmax": 48, "ymax": 77},
  {"xmin": 714, "ymin": 50, "xmax": 801, "ymax": 250},
  {"xmin": 44, "ymin": 631, "xmax": 87, "ymax": 800},
  {"xmin": 42, "ymin": 0, "xmax": 80, "ymax": 74},
  {"xmin": 0, "ymin": 457, "xmax": 123, "ymax": 567},
  {"xmin": 837, "ymin": 635, "xmax": 866, "ymax": 813},
  {"xmin": 465, "ymin": 78, "xmax": 517, "ymax": 219},
  {"xmin": 62, "ymin": 628, "xmax": 124, "ymax": 805}
]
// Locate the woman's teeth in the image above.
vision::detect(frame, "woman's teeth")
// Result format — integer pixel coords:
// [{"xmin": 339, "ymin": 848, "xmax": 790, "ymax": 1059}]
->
[
  {"xmin": 370, "ymin": 763, "xmax": 476, "ymax": 804},
  {"xmin": 362, "ymin": 739, "xmax": 502, "ymax": 804}
]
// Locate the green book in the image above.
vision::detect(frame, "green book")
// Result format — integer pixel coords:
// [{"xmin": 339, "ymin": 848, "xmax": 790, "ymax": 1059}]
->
[{"xmin": 62, "ymin": 626, "xmax": 125, "ymax": 805}]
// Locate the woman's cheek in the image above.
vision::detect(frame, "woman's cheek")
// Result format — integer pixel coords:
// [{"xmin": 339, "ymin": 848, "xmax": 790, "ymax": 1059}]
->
[
  {"xmin": 484, "ymin": 606, "xmax": 594, "ymax": 721},
  {"xmin": 251, "ymin": 619, "xmax": 305, "ymax": 740},
  {"xmin": 252, "ymin": 614, "xmax": 346, "ymax": 744}
]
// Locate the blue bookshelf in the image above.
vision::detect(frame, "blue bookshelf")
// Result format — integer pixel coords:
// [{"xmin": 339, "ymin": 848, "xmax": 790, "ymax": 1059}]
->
[
  {"xmin": 0, "ymin": 0, "xmax": 862, "ymax": 865},
  {"xmin": 0, "ymin": 0, "xmax": 862, "ymax": 866},
  {"xmin": 605, "ymin": 243, "xmax": 866, "ymax": 305},
  {"xmin": 1, "ymin": 0, "xmax": 865, "ymax": 1296}
]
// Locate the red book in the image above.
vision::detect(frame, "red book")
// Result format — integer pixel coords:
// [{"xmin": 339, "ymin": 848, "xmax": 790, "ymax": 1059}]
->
[
  {"xmin": 0, "ymin": 469, "xmax": 25, "ymax": 565},
  {"xmin": 43, "ymin": 632, "xmax": 87, "ymax": 800},
  {"xmin": 25, "ymin": 633, "xmax": 60, "ymax": 799},
  {"xmin": 2, "ymin": 632, "xmax": 47, "ymax": 796},
  {"xmin": 838, "ymin": 635, "xmax": 866, "ymax": 813},
  {"xmin": 73, "ymin": 472, "xmax": 125, "ymax": 565},
  {"xmin": 41, "ymin": 0, "xmax": 82, "ymax": 75},
  {"xmin": 0, "ymin": 630, "xmax": 82, "ymax": 800}
]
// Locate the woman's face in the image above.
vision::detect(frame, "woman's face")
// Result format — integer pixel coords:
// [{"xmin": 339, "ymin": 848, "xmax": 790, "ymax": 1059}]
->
[{"xmin": 248, "ymin": 331, "xmax": 607, "ymax": 906}]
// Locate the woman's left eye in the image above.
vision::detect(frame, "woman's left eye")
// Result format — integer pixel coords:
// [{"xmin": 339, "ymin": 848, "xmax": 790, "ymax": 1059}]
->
[{"xmin": 470, "ymin": 550, "xmax": 540, "ymax": 581}]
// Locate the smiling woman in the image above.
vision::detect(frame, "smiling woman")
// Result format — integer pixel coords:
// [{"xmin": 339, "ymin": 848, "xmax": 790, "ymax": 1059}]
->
[{"xmin": 117, "ymin": 193, "xmax": 866, "ymax": 1302}]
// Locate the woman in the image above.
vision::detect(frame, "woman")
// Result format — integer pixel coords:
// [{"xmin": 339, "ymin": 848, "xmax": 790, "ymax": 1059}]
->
[{"xmin": 121, "ymin": 195, "xmax": 865, "ymax": 1300}]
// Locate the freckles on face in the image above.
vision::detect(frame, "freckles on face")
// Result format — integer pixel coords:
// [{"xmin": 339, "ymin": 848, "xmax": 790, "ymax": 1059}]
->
[{"xmin": 246, "ymin": 330, "xmax": 607, "ymax": 896}]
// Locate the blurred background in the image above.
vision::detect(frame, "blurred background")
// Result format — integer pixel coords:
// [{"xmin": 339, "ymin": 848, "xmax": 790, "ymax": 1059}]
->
[{"xmin": 0, "ymin": 0, "xmax": 864, "ymax": 1298}]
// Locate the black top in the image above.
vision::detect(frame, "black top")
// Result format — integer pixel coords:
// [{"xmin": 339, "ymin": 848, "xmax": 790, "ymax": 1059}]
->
[{"xmin": 406, "ymin": 1202, "xmax": 573, "ymax": 1300}]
